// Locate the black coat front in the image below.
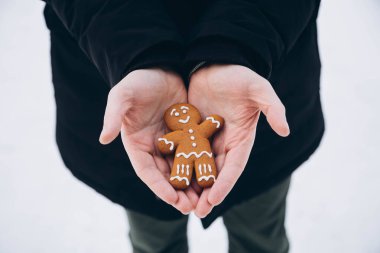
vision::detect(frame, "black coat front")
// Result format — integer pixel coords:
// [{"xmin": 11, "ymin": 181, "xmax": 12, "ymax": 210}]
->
[{"xmin": 43, "ymin": 0, "xmax": 324, "ymax": 228}]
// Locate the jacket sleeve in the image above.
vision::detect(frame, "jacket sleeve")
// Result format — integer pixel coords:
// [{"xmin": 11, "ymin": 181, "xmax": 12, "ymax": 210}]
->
[
  {"xmin": 44, "ymin": 0, "xmax": 184, "ymax": 87},
  {"xmin": 185, "ymin": 0, "xmax": 321, "ymax": 79}
]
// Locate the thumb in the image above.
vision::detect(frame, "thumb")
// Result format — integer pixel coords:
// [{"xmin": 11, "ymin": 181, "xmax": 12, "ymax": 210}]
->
[
  {"xmin": 99, "ymin": 88, "xmax": 131, "ymax": 144},
  {"xmin": 252, "ymin": 82, "xmax": 290, "ymax": 137}
]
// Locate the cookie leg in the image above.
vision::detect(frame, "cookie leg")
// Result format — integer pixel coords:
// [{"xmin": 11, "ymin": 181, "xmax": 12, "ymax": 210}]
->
[
  {"xmin": 194, "ymin": 156, "xmax": 217, "ymax": 188},
  {"xmin": 170, "ymin": 156, "xmax": 193, "ymax": 190}
]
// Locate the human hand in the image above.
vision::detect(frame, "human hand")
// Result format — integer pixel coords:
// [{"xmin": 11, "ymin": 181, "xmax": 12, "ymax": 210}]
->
[
  {"xmin": 99, "ymin": 69, "xmax": 198, "ymax": 214},
  {"xmin": 188, "ymin": 64, "xmax": 290, "ymax": 218}
]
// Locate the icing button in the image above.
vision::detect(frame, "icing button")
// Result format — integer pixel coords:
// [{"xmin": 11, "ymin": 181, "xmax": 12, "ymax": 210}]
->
[
  {"xmin": 190, "ymin": 136, "xmax": 195, "ymax": 140},
  {"xmin": 188, "ymin": 129, "xmax": 194, "ymax": 134},
  {"xmin": 192, "ymin": 143, "xmax": 197, "ymax": 147}
]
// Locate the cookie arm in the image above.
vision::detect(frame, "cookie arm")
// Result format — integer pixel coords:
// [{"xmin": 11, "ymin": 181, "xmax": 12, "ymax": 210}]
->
[
  {"xmin": 157, "ymin": 131, "xmax": 183, "ymax": 155},
  {"xmin": 199, "ymin": 115, "xmax": 224, "ymax": 139}
]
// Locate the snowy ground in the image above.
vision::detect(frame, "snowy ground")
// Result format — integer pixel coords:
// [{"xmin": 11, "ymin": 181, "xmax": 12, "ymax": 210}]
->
[{"xmin": 1, "ymin": 0, "xmax": 380, "ymax": 252}]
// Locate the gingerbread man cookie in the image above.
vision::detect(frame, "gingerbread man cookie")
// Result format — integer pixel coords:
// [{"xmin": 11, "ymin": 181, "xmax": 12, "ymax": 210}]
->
[{"xmin": 157, "ymin": 103, "xmax": 224, "ymax": 190}]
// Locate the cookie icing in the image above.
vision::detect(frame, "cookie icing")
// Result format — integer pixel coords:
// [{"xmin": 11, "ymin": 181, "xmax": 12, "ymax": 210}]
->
[
  {"xmin": 206, "ymin": 116, "xmax": 221, "ymax": 128},
  {"xmin": 176, "ymin": 151, "xmax": 212, "ymax": 159},
  {"xmin": 198, "ymin": 163, "xmax": 212, "ymax": 173},
  {"xmin": 170, "ymin": 176, "xmax": 190, "ymax": 186},
  {"xmin": 198, "ymin": 175, "xmax": 216, "ymax": 182},
  {"xmin": 178, "ymin": 116, "xmax": 190, "ymax": 124},
  {"xmin": 157, "ymin": 103, "xmax": 224, "ymax": 189},
  {"xmin": 176, "ymin": 164, "xmax": 190, "ymax": 175},
  {"xmin": 158, "ymin": 138, "xmax": 174, "ymax": 150},
  {"xmin": 198, "ymin": 164, "xmax": 203, "ymax": 175}
]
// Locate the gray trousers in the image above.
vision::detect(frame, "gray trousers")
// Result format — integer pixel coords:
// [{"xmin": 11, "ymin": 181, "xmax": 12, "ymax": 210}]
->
[{"xmin": 126, "ymin": 177, "xmax": 291, "ymax": 253}]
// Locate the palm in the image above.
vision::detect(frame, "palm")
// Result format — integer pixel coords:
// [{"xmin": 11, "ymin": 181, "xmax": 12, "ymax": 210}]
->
[
  {"xmin": 190, "ymin": 69, "xmax": 260, "ymax": 152},
  {"xmin": 190, "ymin": 71, "xmax": 259, "ymax": 178},
  {"xmin": 101, "ymin": 69, "xmax": 197, "ymax": 213},
  {"xmin": 121, "ymin": 69, "xmax": 185, "ymax": 178},
  {"xmin": 120, "ymin": 69, "xmax": 186, "ymax": 155},
  {"xmin": 189, "ymin": 65, "xmax": 289, "ymax": 217}
]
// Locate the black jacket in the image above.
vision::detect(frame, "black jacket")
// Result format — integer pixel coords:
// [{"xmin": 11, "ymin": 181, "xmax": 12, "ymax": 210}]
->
[{"xmin": 43, "ymin": 0, "xmax": 324, "ymax": 228}]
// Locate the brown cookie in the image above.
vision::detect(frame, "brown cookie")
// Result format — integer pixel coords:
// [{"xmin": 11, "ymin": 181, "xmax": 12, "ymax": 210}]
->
[{"xmin": 157, "ymin": 103, "xmax": 224, "ymax": 190}]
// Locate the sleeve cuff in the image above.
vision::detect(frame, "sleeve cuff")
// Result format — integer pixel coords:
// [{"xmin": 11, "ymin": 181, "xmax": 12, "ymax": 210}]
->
[
  {"xmin": 184, "ymin": 36, "xmax": 270, "ymax": 80},
  {"xmin": 122, "ymin": 41, "xmax": 183, "ymax": 80}
]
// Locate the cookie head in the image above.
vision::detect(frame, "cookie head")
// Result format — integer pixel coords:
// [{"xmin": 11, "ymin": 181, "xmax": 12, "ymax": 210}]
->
[{"xmin": 164, "ymin": 104, "xmax": 202, "ymax": 130}]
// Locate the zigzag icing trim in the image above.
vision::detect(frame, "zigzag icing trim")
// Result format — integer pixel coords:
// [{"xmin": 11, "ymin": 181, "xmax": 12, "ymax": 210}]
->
[
  {"xmin": 206, "ymin": 116, "xmax": 220, "ymax": 128},
  {"xmin": 176, "ymin": 151, "xmax": 212, "ymax": 159},
  {"xmin": 170, "ymin": 176, "xmax": 190, "ymax": 186},
  {"xmin": 158, "ymin": 138, "xmax": 174, "ymax": 150},
  {"xmin": 198, "ymin": 175, "xmax": 216, "ymax": 182}
]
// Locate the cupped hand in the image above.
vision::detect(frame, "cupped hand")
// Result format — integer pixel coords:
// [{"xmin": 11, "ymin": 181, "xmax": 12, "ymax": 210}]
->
[
  {"xmin": 188, "ymin": 64, "xmax": 290, "ymax": 218},
  {"xmin": 99, "ymin": 68, "xmax": 198, "ymax": 214}
]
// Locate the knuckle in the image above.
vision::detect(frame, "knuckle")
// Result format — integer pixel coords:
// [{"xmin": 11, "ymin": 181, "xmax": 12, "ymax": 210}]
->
[{"xmin": 108, "ymin": 84, "xmax": 133, "ymax": 102}]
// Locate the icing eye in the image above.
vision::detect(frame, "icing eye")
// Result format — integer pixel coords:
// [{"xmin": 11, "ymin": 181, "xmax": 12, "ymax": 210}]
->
[
  {"xmin": 182, "ymin": 110, "xmax": 187, "ymax": 114},
  {"xmin": 174, "ymin": 112, "xmax": 180, "ymax": 117}
]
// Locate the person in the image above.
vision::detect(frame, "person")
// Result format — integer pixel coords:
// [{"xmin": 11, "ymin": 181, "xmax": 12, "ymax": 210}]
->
[{"xmin": 42, "ymin": 0, "xmax": 324, "ymax": 252}]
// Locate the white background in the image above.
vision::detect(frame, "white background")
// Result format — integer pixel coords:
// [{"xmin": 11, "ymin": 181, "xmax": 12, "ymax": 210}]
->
[{"xmin": 1, "ymin": 0, "xmax": 380, "ymax": 252}]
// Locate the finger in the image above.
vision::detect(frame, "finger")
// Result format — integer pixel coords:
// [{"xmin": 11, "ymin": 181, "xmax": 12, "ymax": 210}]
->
[
  {"xmin": 158, "ymin": 155, "xmax": 197, "ymax": 210},
  {"xmin": 262, "ymin": 104, "xmax": 290, "ymax": 137},
  {"xmin": 214, "ymin": 153, "xmax": 226, "ymax": 173},
  {"xmin": 173, "ymin": 191, "xmax": 194, "ymax": 215},
  {"xmin": 125, "ymin": 147, "xmax": 178, "ymax": 206},
  {"xmin": 208, "ymin": 141, "xmax": 253, "ymax": 206},
  {"xmin": 165, "ymin": 156, "xmax": 174, "ymax": 169},
  {"xmin": 252, "ymin": 83, "xmax": 290, "ymax": 137},
  {"xmin": 191, "ymin": 180, "xmax": 202, "ymax": 195},
  {"xmin": 212, "ymin": 132, "xmax": 226, "ymax": 156},
  {"xmin": 184, "ymin": 186, "xmax": 200, "ymax": 208},
  {"xmin": 154, "ymin": 155, "xmax": 171, "ymax": 178},
  {"xmin": 99, "ymin": 88, "xmax": 131, "ymax": 144},
  {"xmin": 195, "ymin": 188, "xmax": 213, "ymax": 218}
]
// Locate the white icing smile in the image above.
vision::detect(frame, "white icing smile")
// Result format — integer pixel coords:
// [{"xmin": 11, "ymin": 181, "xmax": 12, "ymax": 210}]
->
[{"xmin": 178, "ymin": 116, "xmax": 190, "ymax": 124}]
